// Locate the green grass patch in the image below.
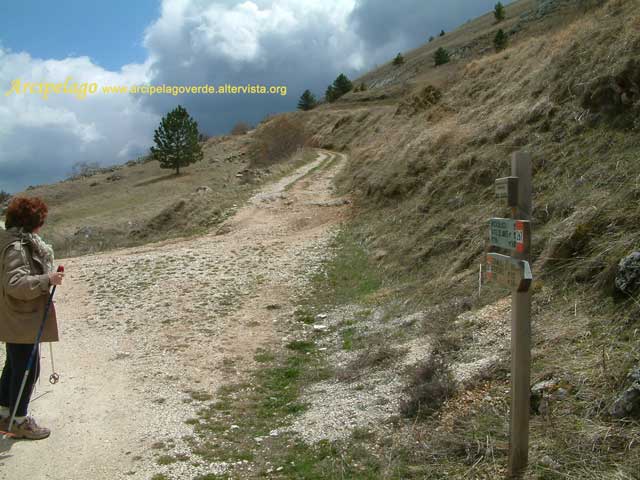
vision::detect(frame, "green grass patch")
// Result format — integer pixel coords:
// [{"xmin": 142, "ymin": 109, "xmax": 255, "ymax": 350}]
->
[
  {"xmin": 156, "ymin": 455, "xmax": 177, "ymax": 466},
  {"xmin": 286, "ymin": 340, "xmax": 315, "ymax": 354},
  {"xmin": 310, "ymin": 229, "xmax": 383, "ymax": 307}
]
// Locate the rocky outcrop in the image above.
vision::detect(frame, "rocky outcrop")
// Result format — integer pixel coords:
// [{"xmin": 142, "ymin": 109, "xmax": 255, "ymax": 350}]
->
[
  {"xmin": 615, "ymin": 251, "xmax": 640, "ymax": 294},
  {"xmin": 610, "ymin": 367, "xmax": 640, "ymax": 418}
]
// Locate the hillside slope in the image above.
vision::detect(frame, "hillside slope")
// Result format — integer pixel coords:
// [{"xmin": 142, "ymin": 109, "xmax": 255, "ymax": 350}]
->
[
  {"xmin": 5, "ymin": 132, "xmax": 313, "ymax": 257},
  {"xmin": 265, "ymin": 0, "xmax": 640, "ymax": 477}
]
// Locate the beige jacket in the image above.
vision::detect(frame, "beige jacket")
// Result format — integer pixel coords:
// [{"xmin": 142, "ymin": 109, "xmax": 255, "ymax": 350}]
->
[{"xmin": 0, "ymin": 228, "xmax": 58, "ymax": 344}]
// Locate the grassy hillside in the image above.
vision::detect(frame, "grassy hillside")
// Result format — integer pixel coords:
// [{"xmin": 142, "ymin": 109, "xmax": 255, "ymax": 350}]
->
[
  {"xmin": 253, "ymin": 0, "xmax": 640, "ymax": 477},
  {"xmin": 303, "ymin": 0, "xmax": 639, "ymax": 301},
  {"xmin": 6, "ymin": 130, "xmax": 313, "ymax": 258}
]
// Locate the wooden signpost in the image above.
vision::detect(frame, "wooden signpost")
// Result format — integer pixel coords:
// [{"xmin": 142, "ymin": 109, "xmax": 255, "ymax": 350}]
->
[
  {"xmin": 489, "ymin": 218, "xmax": 530, "ymax": 253},
  {"xmin": 485, "ymin": 152, "xmax": 533, "ymax": 478},
  {"xmin": 486, "ymin": 253, "xmax": 532, "ymax": 292},
  {"xmin": 494, "ymin": 176, "xmax": 519, "ymax": 207}
]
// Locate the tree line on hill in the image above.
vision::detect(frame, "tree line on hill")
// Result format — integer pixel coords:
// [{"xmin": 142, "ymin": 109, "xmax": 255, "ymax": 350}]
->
[{"xmin": 297, "ymin": 2, "xmax": 509, "ymax": 109}]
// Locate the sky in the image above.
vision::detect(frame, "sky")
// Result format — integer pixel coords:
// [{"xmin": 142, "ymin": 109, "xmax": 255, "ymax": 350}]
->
[{"xmin": 0, "ymin": 0, "xmax": 514, "ymax": 193}]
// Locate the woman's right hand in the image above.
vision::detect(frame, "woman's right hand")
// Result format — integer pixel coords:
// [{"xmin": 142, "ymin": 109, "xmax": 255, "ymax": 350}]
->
[{"xmin": 49, "ymin": 271, "xmax": 65, "ymax": 286}]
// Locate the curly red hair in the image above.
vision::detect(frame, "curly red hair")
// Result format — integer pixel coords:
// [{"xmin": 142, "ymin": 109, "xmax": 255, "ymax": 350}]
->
[{"xmin": 4, "ymin": 197, "xmax": 49, "ymax": 233}]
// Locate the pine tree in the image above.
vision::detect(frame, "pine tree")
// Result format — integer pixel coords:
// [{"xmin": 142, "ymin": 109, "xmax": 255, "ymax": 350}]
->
[
  {"xmin": 434, "ymin": 47, "xmax": 450, "ymax": 66},
  {"xmin": 494, "ymin": 29, "xmax": 508, "ymax": 51},
  {"xmin": 494, "ymin": 2, "xmax": 506, "ymax": 22},
  {"xmin": 428, "ymin": 36, "xmax": 435, "ymax": 42},
  {"xmin": 297, "ymin": 90, "xmax": 317, "ymax": 111},
  {"xmin": 332, "ymin": 74, "xmax": 353, "ymax": 97},
  {"xmin": 150, "ymin": 105, "xmax": 203, "ymax": 175},
  {"xmin": 439, "ymin": 30, "xmax": 445, "ymax": 37},
  {"xmin": 393, "ymin": 53, "xmax": 405, "ymax": 66},
  {"xmin": 325, "ymin": 85, "xmax": 336, "ymax": 102}
]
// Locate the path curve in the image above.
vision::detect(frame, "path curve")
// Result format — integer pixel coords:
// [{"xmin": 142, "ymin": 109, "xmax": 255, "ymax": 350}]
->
[{"xmin": 0, "ymin": 150, "xmax": 349, "ymax": 480}]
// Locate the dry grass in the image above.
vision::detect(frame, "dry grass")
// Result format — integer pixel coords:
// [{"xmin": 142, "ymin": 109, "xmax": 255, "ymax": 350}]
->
[
  {"xmin": 248, "ymin": 115, "xmax": 310, "ymax": 168},
  {"xmin": 280, "ymin": 0, "xmax": 640, "ymax": 477}
]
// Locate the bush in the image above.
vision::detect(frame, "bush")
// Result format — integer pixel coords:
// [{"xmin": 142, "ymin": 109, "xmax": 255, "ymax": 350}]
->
[
  {"xmin": 230, "ymin": 122, "xmax": 251, "ymax": 135},
  {"xmin": 400, "ymin": 355, "xmax": 456, "ymax": 418},
  {"xmin": 69, "ymin": 160, "xmax": 101, "ymax": 179},
  {"xmin": 249, "ymin": 116, "xmax": 309, "ymax": 167},
  {"xmin": 325, "ymin": 73, "xmax": 353, "ymax": 102},
  {"xmin": 494, "ymin": 29, "xmax": 508, "ymax": 51},
  {"xmin": 297, "ymin": 90, "xmax": 318, "ymax": 111},
  {"xmin": 494, "ymin": 2, "xmax": 506, "ymax": 22},
  {"xmin": 393, "ymin": 53, "xmax": 405, "ymax": 66},
  {"xmin": 434, "ymin": 47, "xmax": 450, "ymax": 66},
  {"xmin": 0, "ymin": 190, "xmax": 10, "ymax": 206}
]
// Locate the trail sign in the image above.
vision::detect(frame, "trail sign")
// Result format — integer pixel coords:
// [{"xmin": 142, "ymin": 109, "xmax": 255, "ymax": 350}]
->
[
  {"xmin": 495, "ymin": 176, "xmax": 519, "ymax": 207},
  {"xmin": 486, "ymin": 253, "xmax": 532, "ymax": 292},
  {"xmin": 489, "ymin": 218, "xmax": 530, "ymax": 253}
]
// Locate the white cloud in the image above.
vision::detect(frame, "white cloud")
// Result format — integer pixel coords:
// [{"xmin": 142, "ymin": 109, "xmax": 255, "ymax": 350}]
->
[
  {"xmin": 1, "ymin": 0, "xmax": 512, "ymax": 192},
  {"xmin": 0, "ymin": 47, "xmax": 158, "ymax": 191}
]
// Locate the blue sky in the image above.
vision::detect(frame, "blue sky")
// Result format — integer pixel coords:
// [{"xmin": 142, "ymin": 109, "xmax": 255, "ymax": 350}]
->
[
  {"xmin": 0, "ymin": 0, "xmax": 516, "ymax": 193},
  {"xmin": 0, "ymin": 0, "xmax": 158, "ymax": 70}
]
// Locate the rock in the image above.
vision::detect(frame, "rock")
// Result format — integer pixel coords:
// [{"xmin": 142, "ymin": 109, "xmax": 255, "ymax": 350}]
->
[
  {"xmin": 531, "ymin": 378, "xmax": 573, "ymax": 414},
  {"xmin": 540, "ymin": 455, "xmax": 561, "ymax": 470},
  {"xmin": 195, "ymin": 186, "xmax": 212, "ymax": 194},
  {"xmin": 615, "ymin": 252, "xmax": 640, "ymax": 294},
  {"xmin": 74, "ymin": 226, "xmax": 94, "ymax": 239},
  {"xmin": 316, "ymin": 313, "xmax": 328, "ymax": 320},
  {"xmin": 313, "ymin": 324, "xmax": 328, "ymax": 331},
  {"xmin": 610, "ymin": 367, "xmax": 640, "ymax": 418},
  {"xmin": 106, "ymin": 174, "xmax": 122, "ymax": 182},
  {"xmin": 373, "ymin": 249, "xmax": 387, "ymax": 261},
  {"xmin": 308, "ymin": 199, "xmax": 351, "ymax": 207}
]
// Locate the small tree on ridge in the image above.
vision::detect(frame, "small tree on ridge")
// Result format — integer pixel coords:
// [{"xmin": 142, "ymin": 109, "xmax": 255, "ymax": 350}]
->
[
  {"xmin": 434, "ymin": 47, "xmax": 450, "ymax": 66},
  {"xmin": 150, "ymin": 105, "xmax": 203, "ymax": 175},
  {"xmin": 494, "ymin": 2, "xmax": 506, "ymax": 22}
]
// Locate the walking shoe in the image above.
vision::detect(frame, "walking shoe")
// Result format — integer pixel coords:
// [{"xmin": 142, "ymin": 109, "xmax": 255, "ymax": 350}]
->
[{"xmin": 8, "ymin": 416, "xmax": 50, "ymax": 440}]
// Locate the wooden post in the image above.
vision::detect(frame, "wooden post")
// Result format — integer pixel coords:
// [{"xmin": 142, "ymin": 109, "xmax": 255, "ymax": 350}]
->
[{"xmin": 507, "ymin": 152, "xmax": 532, "ymax": 478}]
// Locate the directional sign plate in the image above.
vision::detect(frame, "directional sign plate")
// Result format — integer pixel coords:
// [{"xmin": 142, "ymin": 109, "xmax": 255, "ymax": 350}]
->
[
  {"xmin": 485, "ymin": 253, "xmax": 532, "ymax": 292},
  {"xmin": 489, "ymin": 218, "xmax": 530, "ymax": 253},
  {"xmin": 495, "ymin": 176, "xmax": 519, "ymax": 207}
]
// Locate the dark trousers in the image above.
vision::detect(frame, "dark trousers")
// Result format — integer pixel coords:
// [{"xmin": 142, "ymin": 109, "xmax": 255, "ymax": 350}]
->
[{"xmin": 0, "ymin": 343, "xmax": 40, "ymax": 417}]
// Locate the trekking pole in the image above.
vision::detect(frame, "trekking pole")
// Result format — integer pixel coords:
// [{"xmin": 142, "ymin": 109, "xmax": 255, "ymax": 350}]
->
[{"xmin": 2, "ymin": 265, "xmax": 64, "ymax": 439}]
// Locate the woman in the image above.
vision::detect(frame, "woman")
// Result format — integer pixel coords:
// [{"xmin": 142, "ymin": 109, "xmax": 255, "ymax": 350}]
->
[{"xmin": 0, "ymin": 197, "xmax": 64, "ymax": 440}]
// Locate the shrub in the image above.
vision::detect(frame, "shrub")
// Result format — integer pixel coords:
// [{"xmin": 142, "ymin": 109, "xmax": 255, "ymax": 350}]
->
[
  {"xmin": 230, "ymin": 122, "xmax": 250, "ymax": 135},
  {"xmin": 434, "ymin": 47, "xmax": 450, "ymax": 66},
  {"xmin": 325, "ymin": 73, "xmax": 353, "ymax": 102},
  {"xmin": 400, "ymin": 355, "xmax": 456, "ymax": 418},
  {"xmin": 249, "ymin": 116, "xmax": 309, "ymax": 167},
  {"xmin": 494, "ymin": 29, "xmax": 508, "ymax": 51},
  {"xmin": 69, "ymin": 160, "xmax": 101, "ymax": 179},
  {"xmin": 393, "ymin": 53, "xmax": 405, "ymax": 66},
  {"xmin": 494, "ymin": 2, "xmax": 506, "ymax": 22},
  {"xmin": 0, "ymin": 190, "xmax": 11, "ymax": 206},
  {"xmin": 439, "ymin": 30, "xmax": 445, "ymax": 37},
  {"xmin": 297, "ymin": 90, "xmax": 318, "ymax": 111}
]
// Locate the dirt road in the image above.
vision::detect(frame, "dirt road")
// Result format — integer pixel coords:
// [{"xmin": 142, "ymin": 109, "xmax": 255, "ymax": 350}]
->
[{"xmin": 0, "ymin": 150, "xmax": 349, "ymax": 479}]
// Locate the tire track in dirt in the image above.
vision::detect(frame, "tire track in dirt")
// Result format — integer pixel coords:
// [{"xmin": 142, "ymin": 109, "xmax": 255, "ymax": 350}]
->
[{"xmin": 0, "ymin": 150, "xmax": 349, "ymax": 480}]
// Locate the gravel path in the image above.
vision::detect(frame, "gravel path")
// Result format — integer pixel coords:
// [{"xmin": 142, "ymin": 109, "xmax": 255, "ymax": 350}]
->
[{"xmin": 0, "ymin": 149, "xmax": 349, "ymax": 480}]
